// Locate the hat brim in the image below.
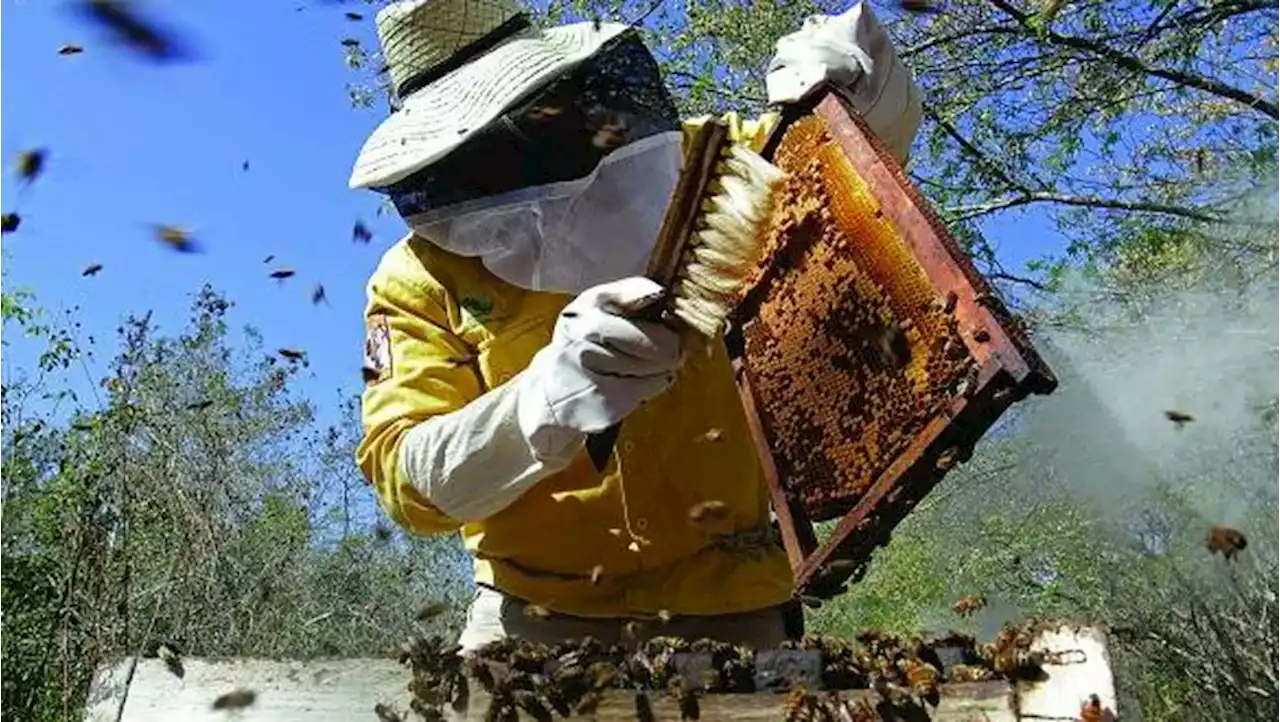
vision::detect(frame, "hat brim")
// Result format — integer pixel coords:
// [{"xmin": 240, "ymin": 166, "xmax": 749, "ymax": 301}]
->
[{"xmin": 349, "ymin": 21, "xmax": 632, "ymax": 190}]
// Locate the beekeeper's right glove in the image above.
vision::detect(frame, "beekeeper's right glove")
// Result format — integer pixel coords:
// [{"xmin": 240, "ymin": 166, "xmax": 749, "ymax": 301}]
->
[{"xmin": 398, "ymin": 277, "xmax": 682, "ymax": 523}]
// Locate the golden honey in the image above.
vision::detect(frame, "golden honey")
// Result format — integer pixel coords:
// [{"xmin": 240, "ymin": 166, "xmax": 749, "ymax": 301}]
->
[{"xmin": 741, "ymin": 115, "xmax": 975, "ymax": 520}]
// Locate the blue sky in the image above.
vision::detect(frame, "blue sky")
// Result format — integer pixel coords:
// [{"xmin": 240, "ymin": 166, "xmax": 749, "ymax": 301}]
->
[{"xmin": 1, "ymin": 0, "xmax": 1058, "ymax": 431}]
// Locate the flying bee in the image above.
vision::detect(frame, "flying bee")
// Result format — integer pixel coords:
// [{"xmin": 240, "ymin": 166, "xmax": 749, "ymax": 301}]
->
[
  {"xmin": 353, "ymin": 220, "xmax": 373, "ymax": 244},
  {"xmin": 263, "ymin": 254, "xmax": 275, "ymax": 264},
  {"xmin": 340, "ymin": 37, "xmax": 360, "ymax": 47},
  {"xmin": 210, "ymin": 688, "xmax": 257, "ymax": 710},
  {"xmin": 15, "ymin": 149, "xmax": 47, "ymax": 184},
  {"xmin": 657, "ymin": 609, "xmax": 673, "ymax": 624},
  {"xmin": 155, "ymin": 642, "xmax": 184, "ymax": 678},
  {"xmin": 269, "ymin": 268, "xmax": 296, "ymax": 280},
  {"xmin": 416, "ymin": 600, "xmax": 448, "ymax": 621},
  {"xmin": 74, "ymin": 0, "xmax": 197, "ymax": 63},
  {"xmin": 82, "ymin": 263, "xmax": 104, "ymax": 277},
  {"xmin": 899, "ymin": 0, "xmax": 942, "ymax": 13},
  {"xmin": 634, "ymin": 691, "xmax": 656, "ymax": 722},
  {"xmin": 699, "ymin": 427, "xmax": 723, "ymax": 442},
  {"xmin": 374, "ymin": 703, "xmax": 404, "ymax": 722},
  {"xmin": 590, "ymin": 564, "xmax": 604, "ymax": 585},
  {"xmin": 623, "ymin": 620, "xmax": 642, "ymax": 645},
  {"xmin": 278, "ymin": 347, "xmax": 306, "ymax": 362},
  {"xmin": 1079, "ymin": 693, "xmax": 1104, "ymax": 722},
  {"xmin": 524, "ymin": 604, "xmax": 552, "ymax": 621},
  {"xmin": 374, "ymin": 524, "xmax": 392, "ymax": 542},
  {"xmin": 59, "ymin": 44, "xmax": 85, "ymax": 55},
  {"xmin": 345, "ymin": 11, "xmax": 363, "ymax": 20},
  {"xmin": 311, "ymin": 284, "xmax": 327, "ymax": 305},
  {"xmin": 952, "ymin": 594, "xmax": 986, "ymax": 617},
  {"xmin": 154, "ymin": 224, "xmax": 200, "ymax": 253},
  {"xmin": 1205, "ymin": 525, "xmax": 1247, "ymax": 560},
  {"xmin": 1, "ymin": 213, "xmax": 20, "ymax": 233},
  {"xmin": 1164, "ymin": 410, "xmax": 1194, "ymax": 428},
  {"xmin": 186, "ymin": 399, "xmax": 214, "ymax": 411},
  {"xmin": 688, "ymin": 500, "xmax": 730, "ymax": 525}
]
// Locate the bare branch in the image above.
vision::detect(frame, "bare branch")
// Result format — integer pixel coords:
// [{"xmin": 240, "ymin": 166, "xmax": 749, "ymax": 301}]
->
[
  {"xmin": 986, "ymin": 0, "xmax": 1279, "ymax": 119},
  {"xmin": 948, "ymin": 190, "xmax": 1228, "ymax": 224}
]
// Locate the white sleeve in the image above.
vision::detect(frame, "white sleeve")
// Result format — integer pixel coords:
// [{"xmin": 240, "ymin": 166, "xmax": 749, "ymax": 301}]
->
[
  {"xmin": 765, "ymin": 0, "xmax": 924, "ymax": 162},
  {"xmin": 397, "ymin": 372, "xmax": 583, "ymax": 523}
]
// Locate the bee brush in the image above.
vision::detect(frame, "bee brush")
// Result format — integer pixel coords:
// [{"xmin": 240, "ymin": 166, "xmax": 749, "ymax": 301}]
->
[{"xmin": 585, "ymin": 119, "xmax": 787, "ymax": 472}]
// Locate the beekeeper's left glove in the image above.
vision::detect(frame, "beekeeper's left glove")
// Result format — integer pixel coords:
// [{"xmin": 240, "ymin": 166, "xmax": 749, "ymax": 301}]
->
[
  {"xmin": 765, "ymin": 0, "xmax": 923, "ymax": 162},
  {"xmin": 397, "ymin": 278, "xmax": 682, "ymax": 523}
]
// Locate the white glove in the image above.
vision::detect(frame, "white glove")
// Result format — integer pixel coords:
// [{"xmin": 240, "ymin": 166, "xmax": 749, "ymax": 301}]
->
[
  {"xmin": 398, "ymin": 277, "xmax": 682, "ymax": 522},
  {"xmin": 765, "ymin": 1, "xmax": 923, "ymax": 162}
]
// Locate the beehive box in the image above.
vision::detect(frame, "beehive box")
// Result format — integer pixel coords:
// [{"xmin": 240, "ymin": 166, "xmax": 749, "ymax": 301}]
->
[{"xmin": 727, "ymin": 86, "xmax": 1057, "ymax": 598}]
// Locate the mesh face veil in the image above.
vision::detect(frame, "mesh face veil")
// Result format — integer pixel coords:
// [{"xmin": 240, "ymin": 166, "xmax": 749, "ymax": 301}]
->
[{"xmin": 379, "ymin": 30, "xmax": 686, "ymax": 294}]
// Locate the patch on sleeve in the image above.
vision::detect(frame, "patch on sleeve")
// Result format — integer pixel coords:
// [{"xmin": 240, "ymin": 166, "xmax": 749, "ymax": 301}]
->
[{"xmin": 363, "ymin": 313, "xmax": 393, "ymax": 385}]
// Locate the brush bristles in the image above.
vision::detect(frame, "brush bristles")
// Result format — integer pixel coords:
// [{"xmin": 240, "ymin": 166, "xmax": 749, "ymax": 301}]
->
[{"xmin": 671, "ymin": 143, "xmax": 787, "ymax": 338}]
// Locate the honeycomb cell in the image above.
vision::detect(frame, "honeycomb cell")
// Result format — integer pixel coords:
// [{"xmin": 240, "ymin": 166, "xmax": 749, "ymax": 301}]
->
[{"xmin": 740, "ymin": 115, "xmax": 974, "ymax": 520}]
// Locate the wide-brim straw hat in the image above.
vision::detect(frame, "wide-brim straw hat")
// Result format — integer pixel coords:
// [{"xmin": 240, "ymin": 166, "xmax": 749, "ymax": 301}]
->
[{"xmin": 349, "ymin": 0, "xmax": 631, "ymax": 190}]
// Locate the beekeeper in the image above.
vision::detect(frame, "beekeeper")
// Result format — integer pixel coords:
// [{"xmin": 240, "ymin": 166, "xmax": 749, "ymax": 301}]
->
[{"xmin": 351, "ymin": 0, "xmax": 922, "ymax": 652}]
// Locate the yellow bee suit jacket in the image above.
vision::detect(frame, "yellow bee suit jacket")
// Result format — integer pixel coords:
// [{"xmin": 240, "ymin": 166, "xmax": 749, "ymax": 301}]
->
[{"xmin": 356, "ymin": 113, "xmax": 795, "ymax": 618}]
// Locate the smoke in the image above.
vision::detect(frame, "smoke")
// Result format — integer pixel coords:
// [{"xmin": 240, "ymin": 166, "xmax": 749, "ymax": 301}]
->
[{"xmin": 1009, "ymin": 181, "xmax": 1279, "ymax": 527}]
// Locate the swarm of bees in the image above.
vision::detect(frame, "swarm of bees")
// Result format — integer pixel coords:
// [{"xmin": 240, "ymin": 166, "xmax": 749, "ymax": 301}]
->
[{"xmin": 384, "ymin": 619, "xmax": 1069, "ymax": 722}]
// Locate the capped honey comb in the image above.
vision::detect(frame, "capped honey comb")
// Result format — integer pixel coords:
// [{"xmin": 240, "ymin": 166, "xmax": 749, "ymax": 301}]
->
[{"xmin": 738, "ymin": 115, "xmax": 977, "ymax": 521}]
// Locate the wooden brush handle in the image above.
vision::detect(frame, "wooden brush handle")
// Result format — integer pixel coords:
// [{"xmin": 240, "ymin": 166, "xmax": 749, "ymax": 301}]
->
[{"xmin": 584, "ymin": 120, "xmax": 732, "ymax": 473}]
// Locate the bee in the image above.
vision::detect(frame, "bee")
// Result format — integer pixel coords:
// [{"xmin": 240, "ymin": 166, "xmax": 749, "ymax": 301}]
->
[
  {"xmin": 278, "ymin": 347, "xmax": 306, "ymax": 363},
  {"xmin": 156, "ymin": 642, "xmax": 184, "ymax": 678},
  {"xmin": 897, "ymin": 657, "xmax": 940, "ymax": 705},
  {"xmin": 668, "ymin": 677, "xmax": 700, "ymax": 720},
  {"xmin": 82, "ymin": 263, "xmax": 104, "ymax": 277},
  {"xmin": 590, "ymin": 564, "xmax": 604, "ymax": 585},
  {"xmin": 688, "ymin": 500, "xmax": 730, "ymax": 525},
  {"xmin": 512, "ymin": 690, "xmax": 551, "ymax": 722},
  {"xmin": 210, "ymin": 688, "xmax": 257, "ymax": 710},
  {"xmin": 524, "ymin": 604, "xmax": 552, "ymax": 621},
  {"xmin": 374, "ymin": 703, "xmax": 404, "ymax": 722},
  {"xmin": 340, "ymin": 37, "xmax": 361, "ymax": 47},
  {"xmin": 416, "ymin": 600, "xmax": 448, "ymax": 621},
  {"xmin": 353, "ymin": 220, "xmax": 373, "ymax": 244},
  {"xmin": 972, "ymin": 328, "xmax": 991, "ymax": 343},
  {"xmin": 154, "ymin": 224, "xmax": 200, "ymax": 253},
  {"xmin": 699, "ymin": 427, "xmax": 723, "ymax": 442},
  {"xmin": 574, "ymin": 691, "xmax": 603, "ymax": 716},
  {"xmin": 263, "ymin": 254, "xmax": 275, "ymax": 264},
  {"xmin": 15, "ymin": 149, "xmax": 47, "ymax": 184},
  {"xmin": 657, "ymin": 609, "xmax": 673, "ymax": 624},
  {"xmin": 241, "ymin": 160, "xmax": 250, "ymax": 171},
  {"xmin": 185, "ymin": 399, "xmax": 214, "ymax": 411},
  {"xmin": 623, "ymin": 620, "xmax": 642, "ymax": 645},
  {"xmin": 1205, "ymin": 526, "xmax": 1247, "ymax": 560},
  {"xmin": 374, "ymin": 524, "xmax": 393, "ymax": 542},
  {"xmin": 1079, "ymin": 693, "xmax": 1103, "ymax": 722},
  {"xmin": 634, "ymin": 691, "xmax": 656, "ymax": 722},
  {"xmin": 1, "ymin": 213, "xmax": 20, "ymax": 233},
  {"xmin": 591, "ymin": 122, "xmax": 627, "ymax": 151},
  {"xmin": 75, "ymin": 0, "xmax": 195, "ymax": 63},
  {"xmin": 59, "ymin": 44, "xmax": 85, "ymax": 55},
  {"xmin": 269, "ymin": 268, "xmax": 296, "ymax": 280},
  {"xmin": 941, "ymin": 290, "xmax": 958, "ymax": 314},
  {"xmin": 345, "ymin": 11, "xmax": 363, "ymax": 20},
  {"xmin": 952, "ymin": 594, "xmax": 986, "ymax": 617},
  {"xmin": 948, "ymin": 664, "xmax": 994, "ymax": 683},
  {"xmin": 900, "ymin": 0, "xmax": 942, "ymax": 13},
  {"xmin": 1164, "ymin": 410, "xmax": 1194, "ymax": 428},
  {"xmin": 311, "ymin": 284, "xmax": 327, "ymax": 305}
]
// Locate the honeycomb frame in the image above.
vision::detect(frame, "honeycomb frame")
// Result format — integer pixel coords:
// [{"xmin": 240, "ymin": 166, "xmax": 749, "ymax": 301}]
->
[{"xmin": 727, "ymin": 86, "xmax": 1058, "ymax": 600}]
